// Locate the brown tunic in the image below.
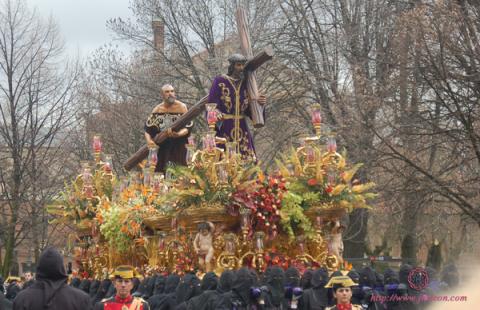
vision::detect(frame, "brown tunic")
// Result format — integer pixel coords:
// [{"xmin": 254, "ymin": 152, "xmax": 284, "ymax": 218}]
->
[{"xmin": 144, "ymin": 101, "xmax": 192, "ymax": 173}]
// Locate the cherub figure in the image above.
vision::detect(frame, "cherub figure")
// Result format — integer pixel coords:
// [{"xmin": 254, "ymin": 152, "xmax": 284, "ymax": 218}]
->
[
  {"xmin": 329, "ymin": 220, "xmax": 345, "ymax": 265},
  {"xmin": 193, "ymin": 221, "xmax": 215, "ymax": 272}
]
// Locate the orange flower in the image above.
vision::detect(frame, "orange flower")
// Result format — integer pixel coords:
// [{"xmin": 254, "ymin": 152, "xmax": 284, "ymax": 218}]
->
[
  {"xmin": 133, "ymin": 204, "xmax": 142, "ymax": 210},
  {"xmin": 307, "ymin": 178, "xmax": 318, "ymax": 186},
  {"xmin": 95, "ymin": 213, "xmax": 103, "ymax": 224}
]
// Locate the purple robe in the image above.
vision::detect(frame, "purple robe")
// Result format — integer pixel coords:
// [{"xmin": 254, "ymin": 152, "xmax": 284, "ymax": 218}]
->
[{"xmin": 208, "ymin": 74, "xmax": 256, "ymax": 156}]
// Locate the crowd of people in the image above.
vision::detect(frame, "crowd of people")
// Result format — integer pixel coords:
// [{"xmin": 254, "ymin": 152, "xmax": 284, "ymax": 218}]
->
[{"xmin": 1, "ymin": 247, "xmax": 460, "ymax": 310}]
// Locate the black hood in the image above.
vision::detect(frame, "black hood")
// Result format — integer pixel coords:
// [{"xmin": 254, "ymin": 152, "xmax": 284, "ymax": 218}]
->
[
  {"xmin": 36, "ymin": 247, "xmax": 68, "ymax": 281},
  {"xmin": 133, "ymin": 277, "xmax": 148, "ymax": 297},
  {"xmin": 164, "ymin": 274, "xmax": 180, "ymax": 294},
  {"xmin": 78, "ymin": 279, "xmax": 91, "ymax": 294},
  {"xmin": 105, "ymin": 280, "xmax": 116, "ymax": 298},
  {"xmin": 94, "ymin": 279, "xmax": 112, "ymax": 303},
  {"xmin": 232, "ymin": 268, "xmax": 255, "ymax": 305},
  {"xmin": 70, "ymin": 277, "xmax": 81, "ymax": 288},
  {"xmin": 201, "ymin": 272, "xmax": 218, "ymax": 291},
  {"xmin": 89, "ymin": 279, "xmax": 100, "ymax": 298},
  {"xmin": 132, "ymin": 277, "xmax": 141, "ymax": 294},
  {"xmin": 383, "ymin": 268, "xmax": 399, "ymax": 285},
  {"xmin": 347, "ymin": 270, "xmax": 360, "ymax": 284},
  {"xmin": 35, "ymin": 247, "xmax": 69, "ymax": 308},
  {"xmin": 399, "ymin": 264, "xmax": 412, "ymax": 285},
  {"xmin": 359, "ymin": 266, "xmax": 376, "ymax": 288},
  {"xmin": 285, "ymin": 267, "xmax": 300, "ymax": 287},
  {"xmin": 331, "ymin": 270, "xmax": 343, "ymax": 277},
  {"xmin": 311, "ymin": 268, "xmax": 329, "ymax": 288},
  {"xmin": 375, "ymin": 272, "xmax": 384, "ymax": 289},
  {"xmin": 153, "ymin": 275, "xmax": 166, "ymax": 295},
  {"xmin": 301, "ymin": 269, "xmax": 314, "ymax": 289},
  {"xmin": 143, "ymin": 275, "xmax": 156, "ymax": 298},
  {"xmin": 265, "ymin": 267, "xmax": 285, "ymax": 307},
  {"xmin": 217, "ymin": 270, "xmax": 235, "ymax": 294},
  {"xmin": 175, "ymin": 273, "xmax": 201, "ymax": 303}
]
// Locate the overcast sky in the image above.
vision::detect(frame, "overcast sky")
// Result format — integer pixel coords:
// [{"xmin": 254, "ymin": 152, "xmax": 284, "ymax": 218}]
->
[{"xmin": 26, "ymin": 0, "xmax": 134, "ymax": 58}]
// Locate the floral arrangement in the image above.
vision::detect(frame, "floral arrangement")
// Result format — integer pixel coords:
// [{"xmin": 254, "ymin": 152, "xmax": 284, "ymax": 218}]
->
[
  {"xmin": 48, "ymin": 163, "xmax": 115, "ymax": 232},
  {"xmin": 275, "ymin": 143, "xmax": 377, "ymax": 240},
  {"xmin": 98, "ymin": 186, "xmax": 159, "ymax": 253},
  {"xmin": 162, "ymin": 148, "xmax": 260, "ymax": 212},
  {"xmin": 244, "ymin": 174, "xmax": 287, "ymax": 238}
]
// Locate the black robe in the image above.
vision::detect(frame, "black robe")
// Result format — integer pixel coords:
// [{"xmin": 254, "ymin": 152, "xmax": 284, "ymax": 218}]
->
[
  {"xmin": 300, "ymin": 269, "xmax": 314, "ymax": 290},
  {"xmin": 1, "ymin": 293, "xmax": 12, "ymax": 310},
  {"xmin": 174, "ymin": 274, "xmax": 201, "ymax": 305},
  {"xmin": 148, "ymin": 274, "xmax": 180, "ymax": 310},
  {"xmin": 284, "ymin": 267, "xmax": 302, "ymax": 310},
  {"xmin": 70, "ymin": 278, "xmax": 81, "ymax": 288},
  {"xmin": 263, "ymin": 267, "xmax": 285, "ymax": 309},
  {"xmin": 5, "ymin": 282, "xmax": 20, "ymax": 301},
  {"xmin": 13, "ymin": 247, "xmax": 92, "ymax": 310},
  {"xmin": 89, "ymin": 280, "xmax": 101, "ymax": 300},
  {"xmin": 177, "ymin": 270, "xmax": 230, "ymax": 310},
  {"xmin": 216, "ymin": 268, "xmax": 257, "ymax": 310},
  {"xmin": 299, "ymin": 268, "xmax": 329, "ymax": 310},
  {"xmin": 93, "ymin": 279, "xmax": 112, "ymax": 305}
]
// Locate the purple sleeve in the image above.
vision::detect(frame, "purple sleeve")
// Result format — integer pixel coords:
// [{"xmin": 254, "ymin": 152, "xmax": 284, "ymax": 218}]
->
[{"xmin": 208, "ymin": 77, "xmax": 223, "ymax": 105}]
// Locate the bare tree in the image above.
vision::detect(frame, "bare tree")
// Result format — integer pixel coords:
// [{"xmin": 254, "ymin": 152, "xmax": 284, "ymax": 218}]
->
[{"xmin": 0, "ymin": 0, "xmax": 81, "ymax": 276}]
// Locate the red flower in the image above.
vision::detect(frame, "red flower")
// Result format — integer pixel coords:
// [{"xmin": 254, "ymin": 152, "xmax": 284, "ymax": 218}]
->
[
  {"xmin": 307, "ymin": 178, "xmax": 318, "ymax": 186},
  {"xmin": 326, "ymin": 185, "xmax": 333, "ymax": 193}
]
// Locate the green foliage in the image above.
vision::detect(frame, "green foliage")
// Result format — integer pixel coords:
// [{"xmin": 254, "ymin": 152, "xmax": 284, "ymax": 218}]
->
[
  {"xmin": 279, "ymin": 192, "xmax": 315, "ymax": 241},
  {"xmin": 99, "ymin": 205, "xmax": 132, "ymax": 254}
]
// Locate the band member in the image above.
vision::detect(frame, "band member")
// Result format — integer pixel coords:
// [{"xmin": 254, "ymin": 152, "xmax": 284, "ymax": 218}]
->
[
  {"xmin": 95, "ymin": 265, "xmax": 149, "ymax": 310},
  {"xmin": 325, "ymin": 276, "xmax": 362, "ymax": 310}
]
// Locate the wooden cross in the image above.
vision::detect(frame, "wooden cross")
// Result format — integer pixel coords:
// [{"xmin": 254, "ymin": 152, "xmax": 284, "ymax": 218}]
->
[{"xmin": 236, "ymin": 7, "xmax": 265, "ymax": 128}]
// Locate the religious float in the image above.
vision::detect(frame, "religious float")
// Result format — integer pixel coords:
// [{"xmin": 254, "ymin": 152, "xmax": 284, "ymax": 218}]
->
[{"xmin": 48, "ymin": 102, "xmax": 377, "ymax": 278}]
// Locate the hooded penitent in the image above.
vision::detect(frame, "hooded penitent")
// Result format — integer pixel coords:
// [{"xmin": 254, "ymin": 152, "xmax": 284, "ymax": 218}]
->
[
  {"xmin": 144, "ymin": 275, "xmax": 157, "ymax": 299},
  {"xmin": 89, "ymin": 279, "xmax": 100, "ymax": 299},
  {"xmin": 398, "ymin": 264, "xmax": 412, "ymax": 285},
  {"xmin": 264, "ymin": 267, "xmax": 285, "ymax": 308},
  {"xmin": 216, "ymin": 267, "xmax": 255, "ymax": 309},
  {"xmin": 347, "ymin": 270, "xmax": 360, "ymax": 284},
  {"xmin": 200, "ymin": 272, "xmax": 218, "ymax": 291},
  {"xmin": 148, "ymin": 274, "xmax": 180, "ymax": 310},
  {"xmin": 359, "ymin": 267, "xmax": 376, "ymax": 288},
  {"xmin": 70, "ymin": 277, "xmax": 81, "ymax": 288},
  {"xmin": 175, "ymin": 273, "xmax": 201, "ymax": 304},
  {"xmin": 285, "ymin": 267, "xmax": 300, "ymax": 288},
  {"xmin": 133, "ymin": 277, "xmax": 148, "ymax": 297},
  {"xmin": 93, "ymin": 278, "xmax": 112, "ymax": 304},
  {"xmin": 152, "ymin": 275, "xmax": 166, "ymax": 296},
  {"xmin": 12, "ymin": 247, "xmax": 91, "ymax": 310},
  {"xmin": 384, "ymin": 268, "xmax": 399, "ymax": 285},
  {"xmin": 78, "ymin": 279, "xmax": 91, "ymax": 295},
  {"xmin": 284, "ymin": 267, "xmax": 301, "ymax": 309},
  {"xmin": 178, "ymin": 271, "xmax": 233, "ymax": 310},
  {"xmin": 300, "ymin": 269, "xmax": 314, "ymax": 290},
  {"xmin": 299, "ymin": 268, "xmax": 329, "ymax": 310}
]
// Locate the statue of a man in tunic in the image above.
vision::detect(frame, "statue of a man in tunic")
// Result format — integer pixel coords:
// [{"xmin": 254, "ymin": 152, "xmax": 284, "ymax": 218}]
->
[
  {"xmin": 207, "ymin": 54, "xmax": 267, "ymax": 157},
  {"xmin": 144, "ymin": 84, "xmax": 192, "ymax": 173}
]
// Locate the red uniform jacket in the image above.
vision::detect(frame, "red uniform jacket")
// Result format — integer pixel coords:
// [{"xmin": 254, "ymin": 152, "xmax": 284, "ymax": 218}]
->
[{"xmin": 95, "ymin": 295, "xmax": 150, "ymax": 310}]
